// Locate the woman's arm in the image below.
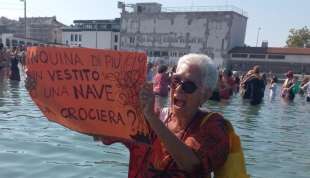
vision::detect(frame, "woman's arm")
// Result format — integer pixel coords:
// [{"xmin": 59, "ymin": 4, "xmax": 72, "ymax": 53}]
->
[{"xmin": 139, "ymin": 83, "xmax": 200, "ymax": 172}]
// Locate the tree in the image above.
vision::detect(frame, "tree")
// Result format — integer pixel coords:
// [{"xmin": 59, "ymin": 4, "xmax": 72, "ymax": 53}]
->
[{"xmin": 286, "ymin": 26, "xmax": 310, "ymax": 48}]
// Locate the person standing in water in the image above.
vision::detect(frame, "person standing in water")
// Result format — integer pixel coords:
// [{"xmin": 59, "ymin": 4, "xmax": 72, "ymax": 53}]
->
[{"xmin": 269, "ymin": 77, "xmax": 277, "ymax": 100}]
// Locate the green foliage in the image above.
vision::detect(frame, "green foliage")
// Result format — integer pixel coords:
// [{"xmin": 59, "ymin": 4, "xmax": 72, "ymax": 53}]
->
[{"xmin": 286, "ymin": 26, "xmax": 310, "ymax": 48}]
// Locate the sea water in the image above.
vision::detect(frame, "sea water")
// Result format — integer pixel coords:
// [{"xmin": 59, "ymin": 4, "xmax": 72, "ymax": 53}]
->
[{"xmin": 0, "ymin": 78, "xmax": 309, "ymax": 178}]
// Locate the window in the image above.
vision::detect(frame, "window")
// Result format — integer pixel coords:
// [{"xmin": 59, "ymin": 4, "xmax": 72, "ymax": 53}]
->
[
  {"xmin": 79, "ymin": 34, "xmax": 82, "ymax": 41},
  {"xmin": 137, "ymin": 6, "xmax": 142, "ymax": 13},
  {"xmin": 148, "ymin": 51, "xmax": 154, "ymax": 57},
  {"xmin": 161, "ymin": 51, "xmax": 168, "ymax": 57},
  {"xmin": 75, "ymin": 34, "xmax": 78, "ymax": 41},
  {"xmin": 154, "ymin": 51, "xmax": 160, "ymax": 57},
  {"xmin": 114, "ymin": 35, "xmax": 118, "ymax": 43},
  {"xmin": 107, "ymin": 24, "xmax": 112, "ymax": 30},
  {"xmin": 221, "ymin": 39, "xmax": 225, "ymax": 50},
  {"xmin": 268, "ymin": 54, "xmax": 285, "ymax": 59},
  {"xmin": 179, "ymin": 52, "xmax": 186, "ymax": 57},
  {"xmin": 170, "ymin": 51, "xmax": 178, "ymax": 57},
  {"xmin": 6, "ymin": 39, "xmax": 10, "ymax": 47},
  {"xmin": 114, "ymin": 45, "xmax": 118, "ymax": 50},
  {"xmin": 249, "ymin": 54, "xmax": 266, "ymax": 59},
  {"xmin": 71, "ymin": 34, "xmax": 74, "ymax": 41},
  {"xmin": 129, "ymin": 37, "xmax": 135, "ymax": 44},
  {"xmin": 231, "ymin": 53, "xmax": 248, "ymax": 58},
  {"xmin": 12, "ymin": 40, "xmax": 18, "ymax": 47},
  {"xmin": 187, "ymin": 19, "xmax": 192, "ymax": 25}
]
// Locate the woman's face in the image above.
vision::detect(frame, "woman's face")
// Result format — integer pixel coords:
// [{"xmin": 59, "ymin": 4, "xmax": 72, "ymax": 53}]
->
[{"xmin": 171, "ymin": 63, "xmax": 206, "ymax": 116}]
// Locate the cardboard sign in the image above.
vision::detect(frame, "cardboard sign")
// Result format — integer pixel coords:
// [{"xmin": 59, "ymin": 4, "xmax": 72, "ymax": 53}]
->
[{"xmin": 26, "ymin": 47, "xmax": 151, "ymax": 143}]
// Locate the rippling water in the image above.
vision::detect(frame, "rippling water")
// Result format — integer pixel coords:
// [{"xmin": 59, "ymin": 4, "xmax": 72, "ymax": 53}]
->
[{"xmin": 0, "ymin": 75, "xmax": 309, "ymax": 178}]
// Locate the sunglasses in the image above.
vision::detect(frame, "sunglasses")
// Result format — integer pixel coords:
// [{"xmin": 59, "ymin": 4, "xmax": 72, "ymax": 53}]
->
[{"xmin": 171, "ymin": 76, "xmax": 198, "ymax": 94}]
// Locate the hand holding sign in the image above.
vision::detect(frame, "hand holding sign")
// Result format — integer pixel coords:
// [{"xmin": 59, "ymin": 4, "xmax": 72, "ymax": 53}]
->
[
  {"xmin": 26, "ymin": 47, "xmax": 151, "ymax": 144},
  {"xmin": 139, "ymin": 82, "xmax": 156, "ymax": 119}
]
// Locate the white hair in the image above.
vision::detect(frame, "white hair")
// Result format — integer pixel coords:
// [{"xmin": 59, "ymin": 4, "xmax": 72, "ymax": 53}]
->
[{"xmin": 177, "ymin": 53, "xmax": 219, "ymax": 91}]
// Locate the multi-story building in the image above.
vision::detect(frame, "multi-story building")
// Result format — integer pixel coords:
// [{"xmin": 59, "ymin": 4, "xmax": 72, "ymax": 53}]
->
[
  {"xmin": 0, "ymin": 16, "xmax": 65, "ymax": 44},
  {"xmin": 118, "ymin": 2, "xmax": 248, "ymax": 66},
  {"xmin": 62, "ymin": 19, "xmax": 120, "ymax": 50},
  {"xmin": 0, "ymin": 17, "xmax": 17, "ymax": 34},
  {"xmin": 16, "ymin": 16, "xmax": 65, "ymax": 44}
]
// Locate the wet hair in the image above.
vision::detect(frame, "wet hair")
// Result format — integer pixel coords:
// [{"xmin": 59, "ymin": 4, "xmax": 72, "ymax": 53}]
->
[
  {"xmin": 177, "ymin": 53, "xmax": 218, "ymax": 91},
  {"xmin": 147, "ymin": 62, "xmax": 153, "ymax": 69},
  {"xmin": 171, "ymin": 65, "xmax": 177, "ymax": 73},
  {"xmin": 286, "ymin": 70, "xmax": 293, "ymax": 78},
  {"xmin": 157, "ymin": 65, "xmax": 168, "ymax": 73},
  {"xmin": 272, "ymin": 76, "xmax": 278, "ymax": 83},
  {"xmin": 253, "ymin": 65, "xmax": 260, "ymax": 74},
  {"xmin": 223, "ymin": 68, "xmax": 233, "ymax": 77}
]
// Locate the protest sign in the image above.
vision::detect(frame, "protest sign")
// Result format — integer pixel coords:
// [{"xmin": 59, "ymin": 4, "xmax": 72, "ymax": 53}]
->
[{"xmin": 26, "ymin": 47, "xmax": 151, "ymax": 143}]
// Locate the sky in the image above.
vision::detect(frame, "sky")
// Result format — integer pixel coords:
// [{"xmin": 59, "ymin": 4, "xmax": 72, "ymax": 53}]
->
[{"xmin": 0, "ymin": 0, "xmax": 309, "ymax": 47}]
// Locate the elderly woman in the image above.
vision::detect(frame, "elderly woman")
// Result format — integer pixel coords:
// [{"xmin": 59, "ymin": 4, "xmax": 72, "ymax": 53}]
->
[{"xmin": 138, "ymin": 53, "xmax": 230, "ymax": 177}]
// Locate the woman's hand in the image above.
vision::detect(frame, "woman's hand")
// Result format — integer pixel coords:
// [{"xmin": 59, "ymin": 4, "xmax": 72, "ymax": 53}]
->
[
  {"xmin": 93, "ymin": 135, "xmax": 117, "ymax": 145},
  {"xmin": 139, "ymin": 82, "xmax": 156, "ymax": 119}
]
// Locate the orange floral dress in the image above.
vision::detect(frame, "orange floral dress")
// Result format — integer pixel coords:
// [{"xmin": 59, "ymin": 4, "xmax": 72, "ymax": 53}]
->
[{"xmin": 126, "ymin": 110, "xmax": 229, "ymax": 178}]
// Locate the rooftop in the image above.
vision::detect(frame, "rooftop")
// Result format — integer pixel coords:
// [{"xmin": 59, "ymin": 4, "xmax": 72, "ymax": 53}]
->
[
  {"xmin": 162, "ymin": 5, "xmax": 247, "ymax": 17},
  {"xmin": 73, "ymin": 18, "xmax": 120, "ymax": 24},
  {"xmin": 62, "ymin": 18, "xmax": 120, "ymax": 32},
  {"xmin": 122, "ymin": 2, "xmax": 247, "ymax": 17}
]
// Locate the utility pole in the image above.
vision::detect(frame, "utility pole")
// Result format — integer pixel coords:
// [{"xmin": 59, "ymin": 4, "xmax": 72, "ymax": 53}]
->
[
  {"xmin": 20, "ymin": 0, "xmax": 27, "ymax": 39},
  {"xmin": 94, "ymin": 21, "xmax": 98, "ymax": 48},
  {"xmin": 256, "ymin": 27, "xmax": 261, "ymax": 47}
]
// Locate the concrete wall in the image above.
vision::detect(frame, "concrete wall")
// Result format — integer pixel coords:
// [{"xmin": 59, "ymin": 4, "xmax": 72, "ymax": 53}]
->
[
  {"xmin": 230, "ymin": 14, "xmax": 247, "ymax": 50},
  {"xmin": 120, "ymin": 10, "xmax": 247, "ymax": 66}
]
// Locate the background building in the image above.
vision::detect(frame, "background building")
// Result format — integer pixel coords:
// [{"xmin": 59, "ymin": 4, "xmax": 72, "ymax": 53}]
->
[
  {"xmin": 118, "ymin": 2, "xmax": 248, "ymax": 66},
  {"xmin": 62, "ymin": 19, "xmax": 120, "ymax": 50},
  {"xmin": 0, "ymin": 33, "xmax": 42, "ymax": 48},
  {"xmin": 0, "ymin": 16, "xmax": 65, "ymax": 45},
  {"xmin": 229, "ymin": 45, "xmax": 310, "ymax": 74},
  {"xmin": 0, "ymin": 17, "xmax": 17, "ymax": 34}
]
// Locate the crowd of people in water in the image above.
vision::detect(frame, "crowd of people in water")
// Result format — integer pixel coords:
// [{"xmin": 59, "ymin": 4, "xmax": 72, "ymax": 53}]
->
[
  {"xmin": 1, "ymin": 43, "xmax": 310, "ymax": 105},
  {"xmin": 148, "ymin": 61, "xmax": 310, "ymax": 109},
  {"xmin": 0, "ymin": 43, "xmax": 26, "ymax": 82}
]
